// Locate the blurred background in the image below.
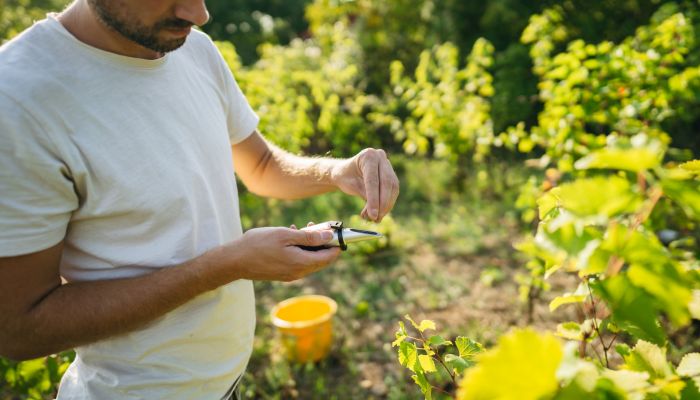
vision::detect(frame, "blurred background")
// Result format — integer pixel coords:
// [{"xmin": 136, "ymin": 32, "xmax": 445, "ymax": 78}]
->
[{"xmin": 1, "ymin": 0, "xmax": 700, "ymax": 399}]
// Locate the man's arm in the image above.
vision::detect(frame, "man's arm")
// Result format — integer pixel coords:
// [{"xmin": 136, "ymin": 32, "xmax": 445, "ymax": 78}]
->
[
  {"xmin": 233, "ymin": 131, "xmax": 399, "ymax": 222},
  {"xmin": 0, "ymin": 228, "xmax": 339, "ymax": 361}
]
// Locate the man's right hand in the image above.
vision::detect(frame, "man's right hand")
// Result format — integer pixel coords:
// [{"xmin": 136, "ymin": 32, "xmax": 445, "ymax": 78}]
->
[{"xmin": 221, "ymin": 227, "xmax": 341, "ymax": 282}]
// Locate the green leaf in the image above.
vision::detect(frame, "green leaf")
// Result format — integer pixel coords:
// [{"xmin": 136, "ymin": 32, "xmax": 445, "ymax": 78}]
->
[
  {"xmin": 418, "ymin": 319, "xmax": 437, "ymax": 332},
  {"xmin": 455, "ymin": 337, "xmax": 483, "ymax": 360},
  {"xmin": 418, "ymin": 354, "xmax": 437, "ymax": 373},
  {"xmin": 17, "ymin": 358, "xmax": 45, "ymax": 383},
  {"xmin": 399, "ymin": 341, "xmax": 419, "ymax": 372},
  {"xmin": 662, "ymin": 178, "xmax": 700, "ymax": 219},
  {"xmin": 680, "ymin": 160, "xmax": 700, "ymax": 172},
  {"xmin": 555, "ymin": 322, "xmax": 584, "ymax": 341},
  {"xmin": 555, "ymin": 176, "xmax": 641, "ymax": 218},
  {"xmin": 550, "ymin": 293, "xmax": 587, "ymax": 312},
  {"xmin": 398, "ymin": 321, "xmax": 407, "ymax": 336},
  {"xmin": 538, "ymin": 222, "xmax": 602, "ymax": 274},
  {"xmin": 593, "ymin": 275, "xmax": 666, "ymax": 345},
  {"xmin": 603, "ymin": 226, "xmax": 695, "ymax": 327},
  {"xmin": 616, "ymin": 344, "xmax": 631, "ymax": 357},
  {"xmin": 392, "ymin": 333, "xmax": 406, "ymax": 347},
  {"xmin": 627, "ymin": 262, "xmax": 693, "ymax": 327},
  {"xmin": 427, "ymin": 335, "xmax": 452, "ymax": 347},
  {"xmin": 690, "ymin": 290, "xmax": 700, "ymax": 320},
  {"xmin": 600, "ymin": 369, "xmax": 650, "ymax": 392},
  {"xmin": 445, "ymin": 354, "xmax": 471, "ymax": 375},
  {"xmin": 575, "ymin": 147, "xmax": 661, "ymax": 172},
  {"xmin": 538, "ymin": 188, "xmax": 561, "ymax": 219},
  {"xmin": 404, "ymin": 314, "xmax": 420, "ymax": 331},
  {"xmin": 624, "ymin": 340, "xmax": 673, "ymax": 379},
  {"xmin": 680, "ymin": 378, "xmax": 700, "ymax": 400},
  {"xmin": 412, "ymin": 372, "xmax": 433, "ymax": 400},
  {"xmin": 457, "ymin": 329, "xmax": 562, "ymax": 400},
  {"xmin": 678, "ymin": 353, "xmax": 700, "ymax": 389}
]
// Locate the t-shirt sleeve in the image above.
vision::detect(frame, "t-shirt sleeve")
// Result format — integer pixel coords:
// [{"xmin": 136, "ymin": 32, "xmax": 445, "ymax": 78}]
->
[
  {"xmin": 222, "ymin": 67, "xmax": 259, "ymax": 145},
  {"xmin": 0, "ymin": 93, "xmax": 78, "ymax": 257},
  {"xmin": 201, "ymin": 35, "xmax": 259, "ymax": 145},
  {"xmin": 197, "ymin": 31, "xmax": 259, "ymax": 144}
]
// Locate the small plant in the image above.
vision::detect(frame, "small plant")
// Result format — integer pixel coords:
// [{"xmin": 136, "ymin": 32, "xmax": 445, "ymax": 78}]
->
[{"xmin": 393, "ymin": 315, "xmax": 483, "ymax": 399}]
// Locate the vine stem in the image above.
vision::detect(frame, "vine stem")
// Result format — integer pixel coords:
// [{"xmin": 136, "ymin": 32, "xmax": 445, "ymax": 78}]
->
[
  {"xmin": 587, "ymin": 282, "xmax": 609, "ymax": 368},
  {"xmin": 430, "ymin": 385, "xmax": 451, "ymax": 395},
  {"xmin": 416, "ymin": 328, "xmax": 457, "ymax": 386}
]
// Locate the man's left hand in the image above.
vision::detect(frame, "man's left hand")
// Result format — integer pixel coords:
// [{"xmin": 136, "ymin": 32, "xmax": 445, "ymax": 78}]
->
[{"xmin": 331, "ymin": 148, "xmax": 400, "ymax": 222}]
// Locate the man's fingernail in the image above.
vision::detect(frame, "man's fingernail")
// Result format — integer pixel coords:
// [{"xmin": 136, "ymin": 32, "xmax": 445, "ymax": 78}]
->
[
  {"xmin": 370, "ymin": 209, "xmax": 378, "ymax": 219},
  {"xmin": 321, "ymin": 231, "xmax": 333, "ymax": 241}
]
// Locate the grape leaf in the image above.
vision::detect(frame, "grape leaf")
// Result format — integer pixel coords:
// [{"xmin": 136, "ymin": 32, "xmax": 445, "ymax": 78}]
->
[
  {"xmin": 456, "ymin": 329, "xmax": 562, "ymax": 400},
  {"xmin": 555, "ymin": 176, "xmax": 641, "ymax": 218},
  {"xmin": 412, "ymin": 372, "xmax": 432, "ymax": 400},
  {"xmin": 455, "ymin": 337, "xmax": 483, "ymax": 360},
  {"xmin": 445, "ymin": 354, "xmax": 471, "ymax": 374},
  {"xmin": 662, "ymin": 178, "xmax": 700, "ymax": 219},
  {"xmin": 418, "ymin": 354, "xmax": 437, "ymax": 373},
  {"xmin": 399, "ymin": 341, "xmax": 419, "ymax": 372},
  {"xmin": 624, "ymin": 340, "xmax": 673, "ymax": 379},
  {"xmin": 678, "ymin": 353, "xmax": 700, "ymax": 389},
  {"xmin": 550, "ymin": 293, "xmax": 587, "ymax": 312},
  {"xmin": 593, "ymin": 275, "xmax": 666, "ymax": 345},
  {"xmin": 601, "ymin": 369, "xmax": 650, "ymax": 392},
  {"xmin": 418, "ymin": 319, "xmax": 437, "ymax": 332},
  {"xmin": 680, "ymin": 160, "xmax": 700, "ymax": 172},
  {"xmin": 427, "ymin": 335, "xmax": 452, "ymax": 347},
  {"xmin": 574, "ymin": 147, "xmax": 661, "ymax": 172}
]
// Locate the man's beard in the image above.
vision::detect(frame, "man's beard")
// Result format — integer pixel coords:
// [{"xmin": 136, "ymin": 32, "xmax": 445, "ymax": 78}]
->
[{"xmin": 87, "ymin": 0, "xmax": 192, "ymax": 54}]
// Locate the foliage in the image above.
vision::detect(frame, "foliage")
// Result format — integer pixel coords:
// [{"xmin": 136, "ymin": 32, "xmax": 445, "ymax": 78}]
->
[
  {"xmin": 395, "ymin": 5, "xmax": 700, "ymax": 399},
  {"xmin": 394, "ymin": 315, "xmax": 483, "ymax": 400},
  {"xmin": 0, "ymin": 0, "xmax": 69, "ymax": 42},
  {"xmin": 216, "ymin": 20, "xmax": 378, "ymax": 157},
  {"xmin": 456, "ymin": 329, "xmax": 700, "ymax": 399},
  {"xmin": 517, "ymin": 3, "xmax": 700, "ymax": 173},
  {"xmin": 0, "ymin": 352, "xmax": 73, "ymax": 400},
  {"xmin": 203, "ymin": 0, "xmax": 311, "ymax": 65},
  {"xmin": 376, "ymin": 39, "xmax": 494, "ymax": 166}
]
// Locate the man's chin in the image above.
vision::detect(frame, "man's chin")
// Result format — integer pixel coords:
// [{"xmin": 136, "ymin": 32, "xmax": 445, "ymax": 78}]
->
[{"xmin": 146, "ymin": 36, "xmax": 188, "ymax": 54}]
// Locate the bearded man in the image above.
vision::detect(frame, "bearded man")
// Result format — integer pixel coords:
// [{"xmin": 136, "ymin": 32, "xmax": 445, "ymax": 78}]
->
[{"xmin": 0, "ymin": 0, "xmax": 399, "ymax": 398}]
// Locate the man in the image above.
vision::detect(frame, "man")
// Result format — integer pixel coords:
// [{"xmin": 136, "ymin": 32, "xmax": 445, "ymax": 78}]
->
[{"xmin": 0, "ymin": 0, "xmax": 399, "ymax": 398}]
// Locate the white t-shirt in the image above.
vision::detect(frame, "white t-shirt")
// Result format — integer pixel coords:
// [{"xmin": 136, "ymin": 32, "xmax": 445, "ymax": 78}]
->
[{"xmin": 0, "ymin": 15, "xmax": 259, "ymax": 399}]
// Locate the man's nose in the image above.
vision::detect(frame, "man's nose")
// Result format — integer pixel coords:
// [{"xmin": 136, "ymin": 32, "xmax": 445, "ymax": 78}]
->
[{"xmin": 175, "ymin": 0, "xmax": 209, "ymax": 26}]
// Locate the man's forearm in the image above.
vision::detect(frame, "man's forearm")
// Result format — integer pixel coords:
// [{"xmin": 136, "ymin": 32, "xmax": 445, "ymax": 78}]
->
[
  {"xmin": 7, "ymin": 246, "xmax": 235, "ymax": 360},
  {"xmin": 232, "ymin": 132, "xmax": 344, "ymax": 200},
  {"xmin": 245, "ymin": 143, "xmax": 341, "ymax": 199}
]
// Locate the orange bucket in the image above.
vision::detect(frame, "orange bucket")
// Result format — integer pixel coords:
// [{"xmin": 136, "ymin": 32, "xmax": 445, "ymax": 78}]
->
[{"xmin": 270, "ymin": 295, "xmax": 338, "ymax": 363}]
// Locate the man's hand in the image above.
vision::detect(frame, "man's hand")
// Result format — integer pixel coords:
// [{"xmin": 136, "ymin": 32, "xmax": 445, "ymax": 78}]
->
[
  {"xmin": 222, "ymin": 227, "xmax": 341, "ymax": 282},
  {"xmin": 331, "ymin": 148, "xmax": 400, "ymax": 222}
]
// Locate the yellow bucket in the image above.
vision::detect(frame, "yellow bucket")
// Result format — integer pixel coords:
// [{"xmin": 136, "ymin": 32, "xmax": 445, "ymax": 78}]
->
[{"xmin": 270, "ymin": 295, "xmax": 338, "ymax": 363}]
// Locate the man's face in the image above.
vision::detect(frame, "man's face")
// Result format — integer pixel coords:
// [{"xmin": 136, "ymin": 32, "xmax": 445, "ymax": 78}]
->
[{"xmin": 87, "ymin": 0, "xmax": 209, "ymax": 53}]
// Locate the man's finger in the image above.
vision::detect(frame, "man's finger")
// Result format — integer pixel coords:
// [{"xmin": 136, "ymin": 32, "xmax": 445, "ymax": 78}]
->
[
  {"xmin": 360, "ymin": 157, "xmax": 380, "ymax": 221},
  {"xmin": 303, "ymin": 247, "xmax": 341, "ymax": 270},
  {"xmin": 285, "ymin": 228, "xmax": 333, "ymax": 247},
  {"xmin": 285, "ymin": 246, "xmax": 341, "ymax": 279},
  {"xmin": 377, "ymin": 159, "xmax": 399, "ymax": 221}
]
